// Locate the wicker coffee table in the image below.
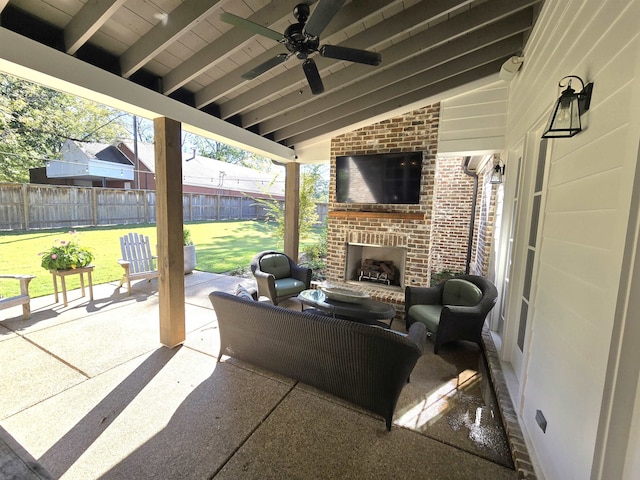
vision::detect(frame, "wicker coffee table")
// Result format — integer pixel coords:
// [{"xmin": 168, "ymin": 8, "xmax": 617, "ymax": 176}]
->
[{"xmin": 298, "ymin": 288, "xmax": 396, "ymax": 328}]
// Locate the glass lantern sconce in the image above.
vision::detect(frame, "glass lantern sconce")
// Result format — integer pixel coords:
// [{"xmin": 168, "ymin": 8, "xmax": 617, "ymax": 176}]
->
[
  {"xmin": 490, "ymin": 161, "xmax": 505, "ymax": 184},
  {"xmin": 542, "ymin": 76, "xmax": 593, "ymax": 138}
]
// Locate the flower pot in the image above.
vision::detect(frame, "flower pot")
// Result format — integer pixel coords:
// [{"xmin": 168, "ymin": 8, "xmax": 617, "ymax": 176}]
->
[{"xmin": 184, "ymin": 244, "xmax": 196, "ymax": 274}]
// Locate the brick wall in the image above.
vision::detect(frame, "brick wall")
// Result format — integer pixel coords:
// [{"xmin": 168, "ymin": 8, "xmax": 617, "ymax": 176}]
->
[{"xmin": 430, "ymin": 157, "xmax": 476, "ymax": 277}]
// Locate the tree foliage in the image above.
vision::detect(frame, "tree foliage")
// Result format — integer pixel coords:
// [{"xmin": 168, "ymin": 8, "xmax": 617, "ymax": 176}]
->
[
  {"xmin": 253, "ymin": 164, "xmax": 326, "ymax": 248},
  {"xmin": 0, "ymin": 73, "xmax": 128, "ymax": 182}
]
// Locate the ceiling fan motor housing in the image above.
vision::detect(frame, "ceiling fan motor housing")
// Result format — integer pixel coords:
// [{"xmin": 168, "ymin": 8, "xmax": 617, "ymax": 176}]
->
[
  {"xmin": 220, "ymin": 0, "xmax": 381, "ymax": 94},
  {"xmin": 284, "ymin": 23, "xmax": 319, "ymax": 59}
]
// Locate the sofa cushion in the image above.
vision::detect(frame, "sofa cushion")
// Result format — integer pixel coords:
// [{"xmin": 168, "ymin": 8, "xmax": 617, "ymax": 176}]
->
[
  {"xmin": 259, "ymin": 254, "xmax": 291, "ymax": 279},
  {"xmin": 442, "ymin": 279, "xmax": 482, "ymax": 306},
  {"xmin": 274, "ymin": 278, "xmax": 305, "ymax": 297},
  {"xmin": 408, "ymin": 304, "xmax": 443, "ymax": 332}
]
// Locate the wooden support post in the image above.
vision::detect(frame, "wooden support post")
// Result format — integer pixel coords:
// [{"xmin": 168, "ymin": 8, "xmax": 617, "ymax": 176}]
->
[
  {"xmin": 154, "ymin": 117, "xmax": 186, "ymax": 348},
  {"xmin": 284, "ymin": 162, "xmax": 300, "ymax": 261}
]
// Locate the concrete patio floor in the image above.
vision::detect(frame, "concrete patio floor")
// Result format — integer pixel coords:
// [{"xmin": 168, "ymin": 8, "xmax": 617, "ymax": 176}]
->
[{"xmin": 1, "ymin": 271, "xmax": 518, "ymax": 479}]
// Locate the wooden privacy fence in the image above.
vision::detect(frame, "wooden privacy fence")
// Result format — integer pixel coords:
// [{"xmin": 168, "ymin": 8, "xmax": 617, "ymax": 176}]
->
[{"xmin": 0, "ymin": 183, "xmax": 301, "ymax": 231}]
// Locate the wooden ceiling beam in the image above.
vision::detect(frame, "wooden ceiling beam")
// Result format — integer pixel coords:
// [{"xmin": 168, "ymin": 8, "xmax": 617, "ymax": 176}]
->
[
  {"xmin": 120, "ymin": 0, "xmax": 223, "ymax": 78},
  {"xmin": 65, "ymin": 0, "xmax": 126, "ymax": 55},
  {"xmin": 161, "ymin": 1, "xmax": 298, "ymax": 95}
]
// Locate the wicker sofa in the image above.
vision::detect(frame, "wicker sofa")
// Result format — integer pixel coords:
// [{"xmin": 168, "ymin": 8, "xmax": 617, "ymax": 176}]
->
[{"xmin": 209, "ymin": 291, "xmax": 426, "ymax": 430}]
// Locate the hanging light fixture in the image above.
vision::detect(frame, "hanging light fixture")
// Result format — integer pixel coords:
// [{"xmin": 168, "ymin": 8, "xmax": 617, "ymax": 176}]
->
[
  {"xmin": 490, "ymin": 161, "xmax": 505, "ymax": 184},
  {"xmin": 542, "ymin": 75, "xmax": 593, "ymax": 138}
]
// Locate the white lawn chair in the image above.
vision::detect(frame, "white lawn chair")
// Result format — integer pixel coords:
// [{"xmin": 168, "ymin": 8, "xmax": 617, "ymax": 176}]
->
[
  {"xmin": 0, "ymin": 274, "xmax": 35, "ymax": 319},
  {"xmin": 118, "ymin": 233, "xmax": 158, "ymax": 294}
]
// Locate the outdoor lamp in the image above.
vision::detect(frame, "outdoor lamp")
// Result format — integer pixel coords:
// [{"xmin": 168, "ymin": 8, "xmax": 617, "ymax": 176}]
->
[
  {"xmin": 542, "ymin": 75, "xmax": 593, "ymax": 138},
  {"xmin": 490, "ymin": 162, "xmax": 505, "ymax": 184}
]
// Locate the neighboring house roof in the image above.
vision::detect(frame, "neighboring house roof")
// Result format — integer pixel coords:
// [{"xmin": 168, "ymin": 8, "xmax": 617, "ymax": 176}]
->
[
  {"xmin": 120, "ymin": 142, "xmax": 285, "ymax": 197},
  {"xmin": 77, "ymin": 142, "xmax": 133, "ymax": 165},
  {"xmin": 46, "ymin": 139, "xmax": 134, "ymax": 181}
]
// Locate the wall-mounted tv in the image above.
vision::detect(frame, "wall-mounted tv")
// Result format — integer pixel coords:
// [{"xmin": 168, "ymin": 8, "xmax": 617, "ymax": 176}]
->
[{"xmin": 335, "ymin": 152, "xmax": 422, "ymax": 204}]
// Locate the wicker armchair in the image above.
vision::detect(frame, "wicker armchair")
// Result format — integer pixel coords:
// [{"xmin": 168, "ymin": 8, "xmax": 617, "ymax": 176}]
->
[
  {"xmin": 250, "ymin": 250, "xmax": 311, "ymax": 304},
  {"xmin": 405, "ymin": 274, "xmax": 498, "ymax": 353}
]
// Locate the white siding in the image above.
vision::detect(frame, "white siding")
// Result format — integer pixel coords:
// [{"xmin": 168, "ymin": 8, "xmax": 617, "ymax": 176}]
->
[
  {"xmin": 503, "ymin": 1, "xmax": 640, "ymax": 479},
  {"xmin": 438, "ymin": 82, "xmax": 508, "ymax": 155}
]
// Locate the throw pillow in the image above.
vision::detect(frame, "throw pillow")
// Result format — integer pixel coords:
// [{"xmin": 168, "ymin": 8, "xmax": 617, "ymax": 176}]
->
[{"xmin": 235, "ymin": 284, "xmax": 255, "ymax": 301}]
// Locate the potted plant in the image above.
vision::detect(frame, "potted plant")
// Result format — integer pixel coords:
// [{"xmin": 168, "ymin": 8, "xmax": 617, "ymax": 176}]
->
[
  {"xmin": 40, "ymin": 231, "xmax": 94, "ymax": 271},
  {"xmin": 183, "ymin": 228, "xmax": 196, "ymax": 274}
]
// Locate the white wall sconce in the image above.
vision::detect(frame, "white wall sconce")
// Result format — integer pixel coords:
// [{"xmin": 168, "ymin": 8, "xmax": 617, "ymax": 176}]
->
[
  {"xmin": 542, "ymin": 75, "xmax": 594, "ymax": 138},
  {"xmin": 490, "ymin": 161, "xmax": 505, "ymax": 184}
]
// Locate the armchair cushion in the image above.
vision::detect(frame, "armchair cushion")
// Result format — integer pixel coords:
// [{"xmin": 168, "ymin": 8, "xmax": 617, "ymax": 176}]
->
[
  {"xmin": 407, "ymin": 304, "xmax": 442, "ymax": 332},
  {"xmin": 442, "ymin": 279, "xmax": 482, "ymax": 306},
  {"xmin": 274, "ymin": 277, "xmax": 306, "ymax": 297},
  {"xmin": 259, "ymin": 254, "xmax": 291, "ymax": 279}
]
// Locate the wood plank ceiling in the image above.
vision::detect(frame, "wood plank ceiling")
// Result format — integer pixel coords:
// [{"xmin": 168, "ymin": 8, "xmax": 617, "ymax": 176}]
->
[{"xmin": 0, "ymin": 0, "xmax": 543, "ymax": 149}]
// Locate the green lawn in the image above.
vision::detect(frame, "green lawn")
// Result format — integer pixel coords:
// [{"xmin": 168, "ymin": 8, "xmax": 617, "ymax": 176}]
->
[{"xmin": 0, "ymin": 221, "xmax": 321, "ymax": 298}]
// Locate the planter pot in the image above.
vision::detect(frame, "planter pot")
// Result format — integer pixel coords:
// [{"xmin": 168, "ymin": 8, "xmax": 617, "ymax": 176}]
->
[{"xmin": 184, "ymin": 244, "xmax": 197, "ymax": 274}]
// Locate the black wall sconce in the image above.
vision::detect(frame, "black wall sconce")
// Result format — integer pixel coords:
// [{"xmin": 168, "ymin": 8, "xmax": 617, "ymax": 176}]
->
[
  {"xmin": 542, "ymin": 76, "xmax": 593, "ymax": 138},
  {"xmin": 491, "ymin": 161, "xmax": 505, "ymax": 184}
]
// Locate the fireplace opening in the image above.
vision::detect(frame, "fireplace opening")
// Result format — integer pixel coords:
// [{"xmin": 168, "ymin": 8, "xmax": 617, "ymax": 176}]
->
[{"xmin": 345, "ymin": 243, "xmax": 406, "ymax": 289}]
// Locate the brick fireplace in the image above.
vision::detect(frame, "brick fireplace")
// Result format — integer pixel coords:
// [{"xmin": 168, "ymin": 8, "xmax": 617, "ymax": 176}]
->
[
  {"xmin": 325, "ymin": 104, "xmax": 496, "ymax": 318},
  {"xmin": 326, "ymin": 106, "xmax": 439, "ymax": 312}
]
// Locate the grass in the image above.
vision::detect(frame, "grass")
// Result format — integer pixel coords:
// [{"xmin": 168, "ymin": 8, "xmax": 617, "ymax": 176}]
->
[{"xmin": 0, "ymin": 221, "xmax": 321, "ymax": 298}]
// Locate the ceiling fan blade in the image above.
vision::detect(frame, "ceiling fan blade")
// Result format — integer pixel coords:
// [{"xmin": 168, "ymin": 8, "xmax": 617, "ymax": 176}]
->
[
  {"xmin": 241, "ymin": 54, "xmax": 289, "ymax": 80},
  {"xmin": 220, "ymin": 12, "xmax": 284, "ymax": 42},
  {"xmin": 319, "ymin": 45, "xmax": 382, "ymax": 66},
  {"xmin": 302, "ymin": 59, "xmax": 324, "ymax": 94},
  {"xmin": 303, "ymin": 0, "xmax": 346, "ymax": 38}
]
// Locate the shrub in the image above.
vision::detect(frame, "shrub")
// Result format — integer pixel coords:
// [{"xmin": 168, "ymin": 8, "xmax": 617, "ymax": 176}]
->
[{"xmin": 183, "ymin": 228, "xmax": 194, "ymax": 246}]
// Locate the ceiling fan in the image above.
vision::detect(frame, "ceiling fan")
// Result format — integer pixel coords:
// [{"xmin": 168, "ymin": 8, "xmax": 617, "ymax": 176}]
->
[{"xmin": 220, "ymin": 1, "xmax": 382, "ymax": 95}]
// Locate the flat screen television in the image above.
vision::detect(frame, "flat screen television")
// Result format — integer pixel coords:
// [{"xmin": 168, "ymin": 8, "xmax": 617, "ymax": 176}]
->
[{"xmin": 335, "ymin": 152, "xmax": 422, "ymax": 204}]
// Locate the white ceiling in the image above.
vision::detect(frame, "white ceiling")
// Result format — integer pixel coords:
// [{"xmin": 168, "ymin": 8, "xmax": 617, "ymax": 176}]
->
[{"xmin": 0, "ymin": 0, "xmax": 543, "ymax": 158}]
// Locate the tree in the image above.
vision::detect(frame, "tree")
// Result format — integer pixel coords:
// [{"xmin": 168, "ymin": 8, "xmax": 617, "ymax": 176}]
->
[
  {"xmin": 302, "ymin": 163, "xmax": 329, "ymax": 202},
  {"xmin": 253, "ymin": 164, "xmax": 327, "ymax": 248},
  {"xmin": 0, "ymin": 73, "xmax": 128, "ymax": 182}
]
